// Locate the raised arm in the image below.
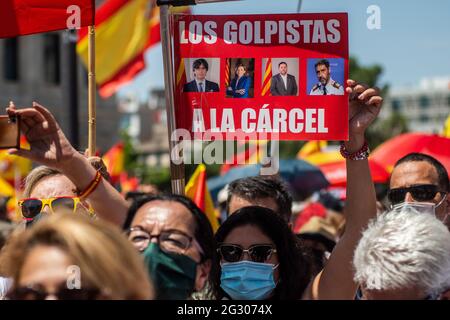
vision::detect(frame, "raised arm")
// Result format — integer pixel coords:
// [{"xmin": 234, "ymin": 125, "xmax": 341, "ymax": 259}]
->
[
  {"xmin": 306, "ymin": 80, "xmax": 383, "ymax": 299},
  {"xmin": 7, "ymin": 102, "xmax": 128, "ymax": 227}
]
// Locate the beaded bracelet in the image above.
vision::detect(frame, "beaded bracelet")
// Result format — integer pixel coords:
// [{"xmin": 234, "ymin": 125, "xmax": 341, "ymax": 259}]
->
[{"xmin": 340, "ymin": 140, "xmax": 370, "ymax": 160}]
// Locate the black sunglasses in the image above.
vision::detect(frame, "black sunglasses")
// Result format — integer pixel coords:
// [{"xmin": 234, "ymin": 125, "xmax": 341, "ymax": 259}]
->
[
  {"xmin": 217, "ymin": 244, "xmax": 277, "ymax": 263},
  {"xmin": 387, "ymin": 184, "xmax": 444, "ymax": 205},
  {"xmin": 7, "ymin": 285, "xmax": 100, "ymax": 300}
]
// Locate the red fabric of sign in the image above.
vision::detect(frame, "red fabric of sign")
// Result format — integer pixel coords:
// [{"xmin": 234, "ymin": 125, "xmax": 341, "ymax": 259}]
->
[
  {"xmin": 174, "ymin": 13, "xmax": 349, "ymax": 141},
  {"xmin": 0, "ymin": 0, "xmax": 94, "ymax": 38}
]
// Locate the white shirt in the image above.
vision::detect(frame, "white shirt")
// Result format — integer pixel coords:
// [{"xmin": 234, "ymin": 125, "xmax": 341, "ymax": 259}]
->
[
  {"xmin": 280, "ymin": 74, "xmax": 288, "ymax": 90},
  {"xmin": 195, "ymin": 79, "xmax": 205, "ymax": 92}
]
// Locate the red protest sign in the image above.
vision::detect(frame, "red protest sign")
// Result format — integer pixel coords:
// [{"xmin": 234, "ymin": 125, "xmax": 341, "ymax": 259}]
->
[{"xmin": 173, "ymin": 13, "xmax": 349, "ymax": 141}]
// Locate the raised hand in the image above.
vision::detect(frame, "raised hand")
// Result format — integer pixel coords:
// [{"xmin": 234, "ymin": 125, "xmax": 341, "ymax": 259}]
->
[
  {"xmin": 345, "ymin": 79, "xmax": 383, "ymax": 151},
  {"xmin": 6, "ymin": 101, "xmax": 78, "ymax": 170}
]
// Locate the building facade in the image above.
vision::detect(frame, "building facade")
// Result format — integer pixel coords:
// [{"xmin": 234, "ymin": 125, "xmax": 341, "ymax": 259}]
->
[
  {"xmin": 0, "ymin": 31, "xmax": 120, "ymax": 153},
  {"xmin": 381, "ymin": 77, "xmax": 450, "ymax": 133}
]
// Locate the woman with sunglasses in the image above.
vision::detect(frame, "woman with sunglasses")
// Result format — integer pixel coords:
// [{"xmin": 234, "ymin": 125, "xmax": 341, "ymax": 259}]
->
[
  {"xmin": 213, "ymin": 206, "xmax": 311, "ymax": 300},
  {"xmin": 213, "ymin": 80, "xmax": 384, "ymax": 300},
  {"xmin": 0, "ymin": 214, "xmax": 153, "ymax": 300},
  {"xmin": 7, "ymin": 102, "xmax": 129, "ymax": 227}
]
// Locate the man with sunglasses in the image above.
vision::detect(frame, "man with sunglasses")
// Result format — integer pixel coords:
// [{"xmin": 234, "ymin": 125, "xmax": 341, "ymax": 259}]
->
[{"xmin": 389, "ymin": 153, "xmax": 450, "ymax": 228}]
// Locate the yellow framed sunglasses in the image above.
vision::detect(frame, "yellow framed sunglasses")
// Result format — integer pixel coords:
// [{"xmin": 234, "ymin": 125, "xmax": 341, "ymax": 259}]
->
[{"xmin": 18, "ymin": 197, "xmax": 94, "ymax": 220}]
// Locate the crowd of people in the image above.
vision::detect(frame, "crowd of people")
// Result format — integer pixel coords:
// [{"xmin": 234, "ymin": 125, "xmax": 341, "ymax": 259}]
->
[{"xmin": 0, "ymin": 79, "xmax": 449, "ymax": 300}]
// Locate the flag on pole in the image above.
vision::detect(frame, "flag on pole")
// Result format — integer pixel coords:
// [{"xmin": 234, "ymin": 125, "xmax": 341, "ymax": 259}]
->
[
  {"xmin": 0, "ymin": 0, "xmax": 94, "ymax": 38},
  {"xmin": 261, "ymin": 58, "xmax": 272, "ymax": 96},
  {"xmin": 443, "ymin": 114, "xmax": 450, "ymax": 138},
  {"xmin": 77, "ymin": 0, "xmax": 189, "ymax": 98},
  {"xmin": 185, "ymin": 164, "xmax": 219, "ymax": 232},
  {"xmin": 77, "ymin": 0, "xmax": 151, "ymax": 98}
]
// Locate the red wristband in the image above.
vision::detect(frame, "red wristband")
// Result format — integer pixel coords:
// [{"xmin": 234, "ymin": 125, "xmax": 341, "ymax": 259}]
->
[
  {"xmin": 340, "ymin": 141, "xmax": 370, "ymax": 160},
  {"xmin": 77, "ymin": 171, "xmax": 102, "ymax": 198}
]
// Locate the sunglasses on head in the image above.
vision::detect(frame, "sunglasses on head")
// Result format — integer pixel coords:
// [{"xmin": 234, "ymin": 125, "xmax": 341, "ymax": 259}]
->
[
  {"xmin": 217, "ymin": 244, "xmax": 277, "ymax": 263},
  {"xmin": 18, "ymin": 197, "xmax": 89, "ymax": 220},
  {"xmin": 7, "ymin": 285, "xmax": 100, "ymax": 300},
  {"xmin": 387, "ymin": 184, "xmax": 445, "ymax": 205}
]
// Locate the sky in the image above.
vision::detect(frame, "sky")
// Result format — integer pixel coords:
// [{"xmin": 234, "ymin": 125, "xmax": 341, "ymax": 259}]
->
[{"xmin": 118, "ymin": 0, "xmax": 450, "ymax": 101}]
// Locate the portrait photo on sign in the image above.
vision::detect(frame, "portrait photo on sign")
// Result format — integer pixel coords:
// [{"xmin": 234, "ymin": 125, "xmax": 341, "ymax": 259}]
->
[
  {"xmin": 183, "ymin": 58, "xmax": 220, "ymax": 93},
  {"xmin": 307, "ymin": 58, "xmax": 345, "ymax": 96},
  {"xmin": 262, "ymin": 58, "xmax": 299, "ymax": 97},
  {"xmin": 225, "ymin": 58, "xmax": 254, "ymax": 98}
]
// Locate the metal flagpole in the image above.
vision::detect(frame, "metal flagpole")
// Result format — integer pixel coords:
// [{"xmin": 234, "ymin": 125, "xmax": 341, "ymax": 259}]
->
[
  {"xmin": 62, "ymin": 30, "xmax": 80, "ymax": 150},
  {"xmin": 87, "ymin": 25, "xmax": 96, "ymax": 157},
  {"xmin": 158, "ymin": 3, "xmax": 185, "ymax": 195},
  {"xmin": 157, "ymin": 0, "xmax": 241, "ymax": 195}
]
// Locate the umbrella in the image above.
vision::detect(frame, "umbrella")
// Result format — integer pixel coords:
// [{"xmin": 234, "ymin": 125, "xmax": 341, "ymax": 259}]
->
[
  {"xmin": 319, "ymin": 159, "xmax": 390, "ymax": 187},
  {"xmin": 371, "ymin": 133, "xmax": 450, "ymax": 173},
  {"xmin": 207, "ymin": 159, "xmax": 329, "ymax": 202}
]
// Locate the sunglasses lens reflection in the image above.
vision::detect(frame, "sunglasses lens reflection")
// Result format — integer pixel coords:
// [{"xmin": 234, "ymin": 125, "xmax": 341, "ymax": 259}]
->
[
  {"xmin": 21, "ymin": 199, "xmax": 43, "ymax": 218},
  {"xmin": 220, "ymin": 245, "xmax": 242, "ymax": 263},
  {"xmin": 51, "ymin": 198, "xmax": 76, "ymax": 212}
]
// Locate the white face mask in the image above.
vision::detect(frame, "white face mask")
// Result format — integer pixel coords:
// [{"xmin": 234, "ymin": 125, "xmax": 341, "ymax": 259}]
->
[{"xmin": 391, "ymin": 201, "xmax": 436, "ymax": 216}]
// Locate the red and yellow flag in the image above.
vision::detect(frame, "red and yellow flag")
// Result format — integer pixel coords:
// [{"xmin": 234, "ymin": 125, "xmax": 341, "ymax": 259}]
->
[
  {"xmin": 77, "ymin": 0, "xmax": 189, "ymax": 98},
  {"xmin": 0, "ymin": 177, "xmax": 14, "ymax": 198},
  {"xmin": 102, "ymin": 142, "xmax": 124, "ymax": 183},
  {"xmin": 261, "ymin": 58, "xmax": 272, "ymax": 96},
  {"xmin": 120, "ymin": 172, "xmax": 139, "ymax": 195},
  {"xmin": 185, "ymin": 164, "xmax": 219, "ymax": 232},
  {"xmin": 176, "ymin": 58, "xmax": 187, "ymax": 88},
  {"xmin": 77, "ymin": 0, "xmax": 152, "ymax": 98},
  {"xmin": 224, "ymin": 58, "xmax": 231, "ymax": 88},
  {"xmin": 0, "ymin": 0, "xmax": 94, "ymax": 38}
]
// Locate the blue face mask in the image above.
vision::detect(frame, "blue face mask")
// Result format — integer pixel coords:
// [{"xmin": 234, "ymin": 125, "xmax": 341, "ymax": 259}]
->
[{"xmin": 220, "ymin": 260, "xmax": 279, "ymax": 300}]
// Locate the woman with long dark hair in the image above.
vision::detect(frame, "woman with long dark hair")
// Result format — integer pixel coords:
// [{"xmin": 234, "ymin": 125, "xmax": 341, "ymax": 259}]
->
[{"xmin": 213, "ymin": 206, "xmax": 311, "ymax": 300}]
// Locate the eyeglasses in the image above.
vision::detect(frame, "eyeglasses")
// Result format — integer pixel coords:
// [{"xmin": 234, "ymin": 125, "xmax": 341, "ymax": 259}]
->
[
  {"xmin": 387, "ymin": 184, "xmax": 446, "ymax": 205},
  {"xmin": 126, "ymin": 226, "xmax": 195, "ymax": 254},
  {"xmin": 217, "ymin": 244, "xmax": 277, "ymax": 263},
  {"xmin": 18, "ymin": 197, "xmax": 90, "ymax": 220},
  {"xmin": 7, "ymin": 285, "xmax": 100, "ymax": 300}
]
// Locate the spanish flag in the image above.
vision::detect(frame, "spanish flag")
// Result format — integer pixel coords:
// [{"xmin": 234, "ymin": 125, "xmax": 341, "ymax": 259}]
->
[
  {"xmin": 77, "ymin": 0, "xmax": 189, "ymax": 98},
  {"xmin": 185, "ymin": 164, "xmax": 219, "ymax": 232},
  {"xmin": 0, "ymin": 0, "xmax": 94, "ymax": 38},
  {"xmin": 176, "ymin": 58, "xmax": 188, "ymax": 88},
  {"xmin": 261, "ymin": 58, "xmax": 272, "ymax": 96},
  {"xmin": 0, "ymin": 135, "xmax": 32, "ymax": 183},
  {"xmin": 119, "ymin": 172, "xmax": 139, "ymax": 195},
  {"xmin": 102, "ymin": 142, "xmax": 124, "ymax": 184}
]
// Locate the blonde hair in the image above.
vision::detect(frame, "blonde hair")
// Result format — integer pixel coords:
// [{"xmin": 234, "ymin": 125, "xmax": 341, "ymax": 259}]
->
[
  {"xmin": 0, "ymin": 214, "xmax": 153, "ymax": 299},
  {"xmin": 23, "ymin": 166, "xmax": 61, "ymax": 198},
  {"xmin": 23, "ymin": 158, "xmax": 110, "ymax": 198}
]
